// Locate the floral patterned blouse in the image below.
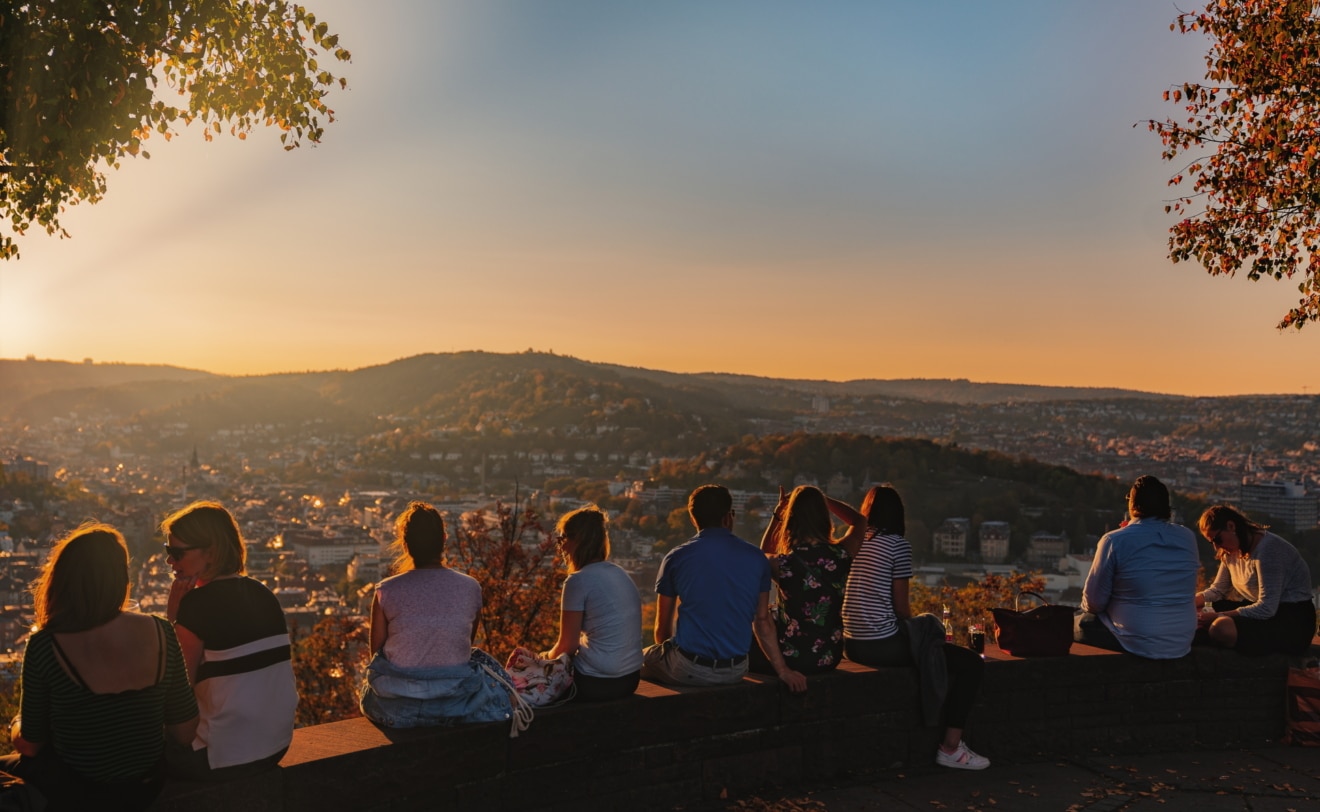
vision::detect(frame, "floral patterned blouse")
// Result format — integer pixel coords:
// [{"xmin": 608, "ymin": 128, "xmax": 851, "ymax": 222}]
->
[{"xmin": 769, "ymin": 542, "xmax": 851, "ymax": 673}]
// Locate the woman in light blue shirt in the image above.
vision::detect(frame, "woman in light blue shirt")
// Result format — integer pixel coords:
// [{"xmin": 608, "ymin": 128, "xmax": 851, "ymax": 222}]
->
[{"xmin": 1077, "ymin": 476, "xmax": 1201, "ymax": 659}]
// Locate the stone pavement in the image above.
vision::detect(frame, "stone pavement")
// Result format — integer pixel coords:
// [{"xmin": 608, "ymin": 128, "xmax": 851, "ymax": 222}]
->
[{"xmin": 707, "ymin": 745, "xmax": 1320, "ymax": 811}]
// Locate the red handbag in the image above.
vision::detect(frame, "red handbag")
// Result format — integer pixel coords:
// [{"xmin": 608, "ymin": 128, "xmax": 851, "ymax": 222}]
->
[{"xmin": 991, "ymin": 592, "xmax": 1075, "ymax": 657}]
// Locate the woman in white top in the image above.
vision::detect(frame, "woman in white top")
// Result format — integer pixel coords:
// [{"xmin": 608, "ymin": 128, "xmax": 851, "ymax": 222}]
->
[
  {"xmin": 1196, "ymin": 504, "xmax": 1315, "ymax": 656},
  {"xmin": 546, "ymin": 506, "xmax": 643, "ymax": 701},
  {"xmin": 163, "ymin": 501, "xmax": 296, "ymax": 781}
]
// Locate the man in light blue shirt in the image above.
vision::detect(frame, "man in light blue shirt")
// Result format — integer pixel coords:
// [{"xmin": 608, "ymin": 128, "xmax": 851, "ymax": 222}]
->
[{"xmin": 1076, "ymin": 475, "xmax": 1201, "ymax": 659}]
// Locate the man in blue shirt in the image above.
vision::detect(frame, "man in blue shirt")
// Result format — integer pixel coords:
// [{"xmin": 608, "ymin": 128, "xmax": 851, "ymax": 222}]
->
[
  {"xmin": 641, "ymin": 484, "xmax": 807, "ymax": 692},
  {"xmin": 1077, "ymin": 475, "xmax": 1201, "ymax": 659}
]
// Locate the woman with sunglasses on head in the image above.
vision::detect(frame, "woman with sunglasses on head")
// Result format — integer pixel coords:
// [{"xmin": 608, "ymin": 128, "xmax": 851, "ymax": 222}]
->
[
  {"xmin": 545, "ymin": 506, "xmax": 643, "ymax": 701},
  {"xmin": 1196, "ymin": 505, "xmax": 1315, "ymax": 656},
  {"xmin": 163, "ymin": 501, "xmax": 297, "ymax": 781},
  {"xmin": 2, "ymin": 524, "xmax": 197, "ymax": 810}
]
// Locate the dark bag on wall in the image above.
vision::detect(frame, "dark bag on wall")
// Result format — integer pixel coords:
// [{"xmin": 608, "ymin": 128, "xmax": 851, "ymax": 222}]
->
[
  {"xmin": 991, "ymin": 592, "xmax": 1075, "ymax": 657},
  {"xmin": 1284, "ymin": 660, "xmax": 1320, "ymax": 746}
]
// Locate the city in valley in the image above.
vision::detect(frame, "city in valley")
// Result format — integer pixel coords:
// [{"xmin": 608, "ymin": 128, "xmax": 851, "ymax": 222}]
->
[{"xmin": 1, "ymin": 353, "xmax": 1318, "ymax": 665}]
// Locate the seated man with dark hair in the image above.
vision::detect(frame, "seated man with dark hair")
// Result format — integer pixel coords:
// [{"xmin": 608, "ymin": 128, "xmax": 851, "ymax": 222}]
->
[
  {"xmin": 641, "ymin": 484, "xmax": 807, "ymax": 692},
  {"xmin": 1076, "ymin": 475, "xmax": 1200, "ymax": 659}
]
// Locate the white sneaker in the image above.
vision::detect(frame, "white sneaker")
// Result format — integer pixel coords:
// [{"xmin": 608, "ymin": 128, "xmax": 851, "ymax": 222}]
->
[{"xmin": 935, "ymin": 741, "xmax": 990, "ymax": 770}]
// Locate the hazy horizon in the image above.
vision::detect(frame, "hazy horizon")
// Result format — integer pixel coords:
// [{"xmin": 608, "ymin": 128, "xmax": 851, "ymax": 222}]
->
[
  {"xmin": 4, "ymin": 1, "xmax": 1319, "ymax": 397},
  {"xmin": 4, "ymin": 349, "xmax": 1305, "ymax": 399}
]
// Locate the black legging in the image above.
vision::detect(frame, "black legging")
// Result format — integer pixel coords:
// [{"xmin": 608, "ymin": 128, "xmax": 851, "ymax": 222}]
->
[
  {"xmin": 573, "ymin": 669, "xmax": 641, "ymax": 702},
  {"xmin": 845, "ymin": 626, "xmax": 984, "ymax": 729}
]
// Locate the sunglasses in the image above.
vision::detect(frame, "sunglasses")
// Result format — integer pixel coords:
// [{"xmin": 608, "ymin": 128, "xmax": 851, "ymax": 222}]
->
[{"xmin": 163, "ymin": 543, "xmax": 198, "ymax": 562}]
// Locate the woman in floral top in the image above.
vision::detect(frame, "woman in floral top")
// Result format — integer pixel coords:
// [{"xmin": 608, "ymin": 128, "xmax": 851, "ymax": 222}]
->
[{"xmin": 754, "ymin": 486, "xmax": 867, "ymax": 674}]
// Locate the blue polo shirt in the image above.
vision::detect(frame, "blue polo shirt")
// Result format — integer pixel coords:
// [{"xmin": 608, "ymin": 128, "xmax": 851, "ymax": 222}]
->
[{"xmin": 655, "ymin": 527, "xmax": 771, "ymax": 660}]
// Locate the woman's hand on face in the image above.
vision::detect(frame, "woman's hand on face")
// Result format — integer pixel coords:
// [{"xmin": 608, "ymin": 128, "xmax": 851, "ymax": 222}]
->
[{"xmin": 167, "ymin": 575, "xmax": 197, "ymax": 623}]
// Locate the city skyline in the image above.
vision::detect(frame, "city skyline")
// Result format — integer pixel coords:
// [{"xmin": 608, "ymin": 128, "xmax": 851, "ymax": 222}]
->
[{"xmin": 3, "ymin": 1, "xmax": 1320, "ymax": 397}]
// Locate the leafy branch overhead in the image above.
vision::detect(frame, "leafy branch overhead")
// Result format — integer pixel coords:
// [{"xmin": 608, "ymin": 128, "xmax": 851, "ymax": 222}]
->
[
  {"xmin": 0, "ymin": 0, "xmax": 351, "ymax": 259},
  {"xmin": 1149, "ymin": 1, "xmax": 1320, "ymax": 329}
]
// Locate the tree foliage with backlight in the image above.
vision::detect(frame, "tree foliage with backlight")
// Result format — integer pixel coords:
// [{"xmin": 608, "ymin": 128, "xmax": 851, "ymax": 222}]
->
[
  {"xmin": 448, "ymin": 500, "xmax": 566, "ymax": 663},
  {"xmin": 0, "ymin": 0, "xmax": 350, "ymax": 260},
  {"xmin": 1150, "ymin": 1, "xmax": 1320, "ymax": 329}
]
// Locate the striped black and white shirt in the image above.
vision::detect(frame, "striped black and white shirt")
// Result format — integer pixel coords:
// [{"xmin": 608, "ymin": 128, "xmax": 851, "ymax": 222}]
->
[{"xmin": 841, "ymin": 529, "xmax": 913, "ymax": 641}]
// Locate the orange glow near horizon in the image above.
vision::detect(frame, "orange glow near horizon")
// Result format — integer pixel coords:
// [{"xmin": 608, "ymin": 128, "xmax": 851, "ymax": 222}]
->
[{"xmin": 3, "ymin": 1, "xmax": 1319, "ymax": 400}]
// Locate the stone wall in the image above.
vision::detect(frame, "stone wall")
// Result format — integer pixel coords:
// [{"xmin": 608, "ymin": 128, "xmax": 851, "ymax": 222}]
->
[{"xmin": 154, "ymin": 643, "xmax": 1296, "ymax": 811}]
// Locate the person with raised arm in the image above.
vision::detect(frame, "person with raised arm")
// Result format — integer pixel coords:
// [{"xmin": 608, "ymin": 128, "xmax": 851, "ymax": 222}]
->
[
  {"xmin": 754, "ymin": 485, "xmax": 867, "ymax": 675},
  {"xmin": 641, "ymin": 484, "xmax": 808, "ymax": 692}
]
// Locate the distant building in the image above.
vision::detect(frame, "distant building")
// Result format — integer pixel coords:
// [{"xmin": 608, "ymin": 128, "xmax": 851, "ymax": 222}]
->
[
  {"xmin": 1027, "ymin": 531, "xmax": 1070, "ymax": 570},
  {"xmin": 1238, "ymin": 478, "xmax": 1318, "ymax": 531},
  {"xmin": 6, "ymin": 457, "xmax": 49, "ymax": 482},
  {"xmin": 285, "ymin": 528, "xmax": 381, "ymax": 569},
  {"xmin": 347, "ymin": 552, "xmax": 383, "ymax": 584},
  {"xmin": 933, "ymin": 518, "xmax": 970, "ymax": 558},
  {"xmin": 979, "ymin": 521, "xmax": 1011, "ymax": 564},
  {"xmin": 825, "ymin": 474, "xmax": 853, "ymax": 500}
]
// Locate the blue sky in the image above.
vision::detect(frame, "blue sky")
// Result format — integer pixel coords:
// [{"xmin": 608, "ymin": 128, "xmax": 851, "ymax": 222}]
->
[{"xmin": 2, "ymin": 1, "xmax": 1317, "ymax": 395}]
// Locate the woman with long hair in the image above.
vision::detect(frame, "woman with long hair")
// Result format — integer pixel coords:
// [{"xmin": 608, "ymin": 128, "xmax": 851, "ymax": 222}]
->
[
  {"xmin": 1196, "ymin": 504, "xmax": 1315, "ymax": 655},
  {"xmin": 163, "ymin": 501, "xmax": 297, "ymax": 781},
  {"xmin": 545, "ymin": 506, "xmax": 643, "ymax": 701},
  {"xmin": 842, "ymin": 485, "xmax": 990, "ymax": 771},
  {"xmin": 1, "ymin": 524, "xmax": 197, "ymax": 810},
  {"xmin": 755, "ymin": 485, "xmax": 867, "ymax": 675}
]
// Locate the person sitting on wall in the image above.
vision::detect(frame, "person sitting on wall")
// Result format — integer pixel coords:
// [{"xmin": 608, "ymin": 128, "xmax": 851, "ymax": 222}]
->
[
  {"xmin": 359, "ymin": 502, "xmax": 522, "ymax": 730},
  {"xmin": 544, "ymin": 505, "xmax": 644, "ymax": 701},
  {"xmin": 1195, "ymin": 504, "xmax": 1316, "ymax": 656},
  {"xmin": 754, "ymin": 485, "xmax": 867, "ymax": 675},
  {"xmin": 640, "ymin": 484, "xmax": 808, "ymax": 692},
  {"xmin": 1075, "ymin": 475, "xmax": 1201, "ymax": 659}
]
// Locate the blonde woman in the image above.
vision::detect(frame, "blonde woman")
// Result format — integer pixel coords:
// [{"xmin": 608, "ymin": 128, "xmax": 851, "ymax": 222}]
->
[
  {"xmin": 164, "ymin": 501, "xmax": 297, "ymax": 780},
  {"xmin": 546, "ymin": 506, "xmax": 643, "ymax": 701},
  {"xmin": 2, "ymin": 524, "xmax": 197, "ymax": 810}
]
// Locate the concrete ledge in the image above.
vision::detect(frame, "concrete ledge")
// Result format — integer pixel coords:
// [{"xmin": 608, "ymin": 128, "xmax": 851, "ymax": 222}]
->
[{"xmin": 153, "ymin": 643, "xmax": 1302, "ymax": 811}]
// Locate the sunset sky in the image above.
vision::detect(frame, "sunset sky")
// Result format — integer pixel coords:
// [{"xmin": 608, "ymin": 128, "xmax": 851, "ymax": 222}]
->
[{"xmin": 3, "ymin": 1, "xmax": 1318, "ymax": 397}]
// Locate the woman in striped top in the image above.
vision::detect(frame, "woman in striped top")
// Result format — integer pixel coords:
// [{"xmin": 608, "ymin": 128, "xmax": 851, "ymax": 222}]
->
[
  {"xmin": 1, "ymin": 524, "xmax": 198, "ymax": 810},
  {"xmin": 163, "ymin": 502, "xmax": 298, "ymax": 781},
  {"xmin": 841, "ymin": 485, "xmax": 989, "ymax": 771}
]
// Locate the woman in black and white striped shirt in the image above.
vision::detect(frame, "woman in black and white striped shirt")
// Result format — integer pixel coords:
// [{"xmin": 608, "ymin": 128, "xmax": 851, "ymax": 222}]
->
[{"xmin": 842, "ymin": 485, "xmax": 990, "ymax": 771}]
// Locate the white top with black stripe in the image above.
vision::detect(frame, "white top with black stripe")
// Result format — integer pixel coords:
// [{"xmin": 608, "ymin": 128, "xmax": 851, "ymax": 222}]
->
[{"xmin": 175, "ymin": 576, "xmax": 297, "ymax": 769}]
